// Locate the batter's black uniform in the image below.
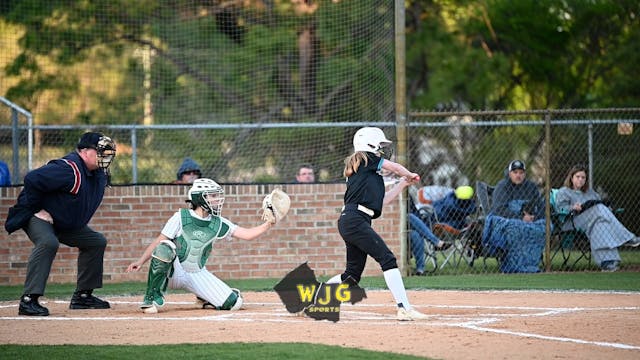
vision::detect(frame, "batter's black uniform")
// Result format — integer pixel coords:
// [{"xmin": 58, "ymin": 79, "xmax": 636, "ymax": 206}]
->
[
  {"xmin": 5, "ymin": 151, "xmax": 108, "ymax": 296},
  {"xmin": 337, "ymin": 152, "xmax": 398, "ymax": 284}
]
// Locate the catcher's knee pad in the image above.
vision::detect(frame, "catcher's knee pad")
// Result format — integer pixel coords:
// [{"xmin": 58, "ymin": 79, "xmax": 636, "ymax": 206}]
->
[{"xmin": 152, "ymin": 240, "xmax": 176, "ymax": 263}]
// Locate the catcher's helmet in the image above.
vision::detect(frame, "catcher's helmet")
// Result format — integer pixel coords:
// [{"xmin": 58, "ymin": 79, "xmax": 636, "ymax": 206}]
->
[
  {"xmin": 187, "ymin": 178, "xmax": 224, "ymax": 215},
  {"xmin": 353, "ymin": 127, "xmax": 392, "ymax": 156}
]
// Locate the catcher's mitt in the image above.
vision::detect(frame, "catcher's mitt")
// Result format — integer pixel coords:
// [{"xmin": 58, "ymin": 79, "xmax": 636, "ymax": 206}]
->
[{"xmin": 262, "ymin": 188, "xmax": 291, "ymax": 224}]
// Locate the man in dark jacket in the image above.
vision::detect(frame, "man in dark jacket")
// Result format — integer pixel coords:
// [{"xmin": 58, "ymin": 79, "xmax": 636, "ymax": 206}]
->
[
  {"xmin": 482, "ymin": 160, "xmax": 546, "ymax": 273},
  {"xmin": 5, "ymin": 132, "xmax": 116, "ymax": 316}
]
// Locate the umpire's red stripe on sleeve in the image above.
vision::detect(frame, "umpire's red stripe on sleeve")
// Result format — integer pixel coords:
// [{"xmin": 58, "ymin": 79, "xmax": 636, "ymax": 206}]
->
[{"xmin": 62, "ymin": 159, "xmax": 81, "ymax": 195}]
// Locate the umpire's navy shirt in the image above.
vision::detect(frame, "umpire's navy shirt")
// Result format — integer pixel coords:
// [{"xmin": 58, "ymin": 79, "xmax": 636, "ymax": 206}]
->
[
  {"xmin": 15, "ymin": 151, "xmax": 107, "ymax": 230},
  {"xmin": 343, "ymin": 152, "xmax": 385, "ymax": 219}
]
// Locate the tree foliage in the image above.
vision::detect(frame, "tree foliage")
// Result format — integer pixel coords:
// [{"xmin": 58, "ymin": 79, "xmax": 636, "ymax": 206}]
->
[
  {"xmin": 405, "ymin": 0, "xmax": 640, "ymax": 110},
  {"xmin": 1, "ymin": 1, "xmax": 638, "ymax": 186}
]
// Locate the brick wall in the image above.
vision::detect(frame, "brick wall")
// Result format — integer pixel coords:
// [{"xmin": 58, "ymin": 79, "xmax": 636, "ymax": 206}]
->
[{"xmin": 0, "ymin": 184, "xmax": 405, "ymax": 286}]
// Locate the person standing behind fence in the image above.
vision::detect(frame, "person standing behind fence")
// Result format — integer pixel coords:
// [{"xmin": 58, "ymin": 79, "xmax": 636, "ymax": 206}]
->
[
  {"xmin": 555, "ymin": 164, "xmax": 640, "ymax": 272},
  {"xmin": 325, "ymin": 127, "xmax": 429, "ymax": 321},
  {"xmin": 4, "ymin": 132, "xmax": 116, "ymax": 316},
  {"xmin": 172, "ymin": 157, "xmax": 202, "ymax": 184},
  {"xmin": 295, "ymin": 164, "xmax": 315, "ymax": 183}
]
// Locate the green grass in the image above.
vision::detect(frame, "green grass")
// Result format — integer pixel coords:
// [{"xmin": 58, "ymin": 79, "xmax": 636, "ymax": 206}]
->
[
  {"xmin": 415, "ymin": 248, "xmax": 640, "ymax": 275},
  {"xmin": 2, "ymin": 272, "xmax": 639, "ymax": 301},
  {"xmin": 2, "ymin": 273, "xmax": 638, "ymax": 360},
  {"xmin": 0, "ymin": 344, "xmax": 425, "ymax": 360}
]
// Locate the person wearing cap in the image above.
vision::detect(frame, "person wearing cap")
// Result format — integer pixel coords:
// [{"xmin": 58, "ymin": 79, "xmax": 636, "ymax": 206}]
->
[
  {"xmin": 482, "ymin": 159, "xmax": 546, "ymax": 273},
  {"xmin": 173, "ymin": 157, "xmax": 202, "ymax": 184},
  {"xmin": 492, "ymin": 160, "xmax": 544, "ymax": 220},
  {"xmin": 409, "ymin": 185, "xmax": 477, "ymax": 275},
  {"xmin": 4, "ymin": 132, "xmax": 116, "ymax": 316}
]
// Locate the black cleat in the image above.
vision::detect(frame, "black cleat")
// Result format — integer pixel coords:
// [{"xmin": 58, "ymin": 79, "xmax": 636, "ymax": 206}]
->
[
  {"xmin": 69, "ymin": 291, "xmax": 110, "ymax": 309},
  {"xmin": 19, "ymin": 295, "xmax": 49, "ymax": 316},
  {"xmin": 196, "ymin": 296, "xmax": 216, "ymax": 309}
]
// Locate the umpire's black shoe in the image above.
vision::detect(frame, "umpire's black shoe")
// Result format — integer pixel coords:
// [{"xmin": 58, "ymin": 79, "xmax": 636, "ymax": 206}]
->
[
  {"xmin": 69, "ymin": 290, "xmax": 110, "ymax": 310},
  {"xmin": 19, "ymin": 295, "xmax": 49, "ymax": 316}
]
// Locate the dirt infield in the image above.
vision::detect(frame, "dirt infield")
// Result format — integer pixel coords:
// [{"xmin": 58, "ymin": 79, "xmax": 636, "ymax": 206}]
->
[{"xmin": 1, "ymin": 290, "xmax": 639, "ymax": 359}]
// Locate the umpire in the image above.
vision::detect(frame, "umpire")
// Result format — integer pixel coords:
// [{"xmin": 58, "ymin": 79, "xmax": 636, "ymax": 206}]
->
[{"xmin": 4, "ymin": 132, "xmax": 116, "ymax": 316}]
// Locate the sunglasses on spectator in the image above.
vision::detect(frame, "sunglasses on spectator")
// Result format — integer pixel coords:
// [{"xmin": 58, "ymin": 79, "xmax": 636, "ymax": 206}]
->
[{"xmin": 182, "ymin": 170, "xmax": 201, "ymax": 176}]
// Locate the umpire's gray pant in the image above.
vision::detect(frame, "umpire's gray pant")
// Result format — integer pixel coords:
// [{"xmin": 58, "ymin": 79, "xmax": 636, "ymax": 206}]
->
[{"xmin": 23, "ymin": 217, "xmax": 107, "ymax": 296}]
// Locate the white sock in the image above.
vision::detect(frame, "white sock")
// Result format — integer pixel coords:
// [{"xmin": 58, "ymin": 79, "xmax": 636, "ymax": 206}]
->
[
  {"xmin": 326, "ymin": 274, "xmax": 343, "ymax": 284},
  {"xmin": 383, "ymin": 268, "xmax": 411, "ymax": 310}
]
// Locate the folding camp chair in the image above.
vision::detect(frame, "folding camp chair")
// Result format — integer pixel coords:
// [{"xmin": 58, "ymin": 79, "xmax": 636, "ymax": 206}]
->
[
  {"xmin": 549, "ymin": 189, "xmax": 592, "ymax": 269},
  {"xmin": 457, "ymin": 181, "xmax": 499, "ymax": 270},
  {"xmin": 407, "ymin": 186, "xmax": 473, "ymax": 273},
  {"xmin": 549, "ymin": 189, "xmax": 627, "ymax": 270}
]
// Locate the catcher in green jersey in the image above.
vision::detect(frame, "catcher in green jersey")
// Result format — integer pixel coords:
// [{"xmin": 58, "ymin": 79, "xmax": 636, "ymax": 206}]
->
[{"xmin": 126, "ymin": 178, "xmax": 288, "ymax": 313}]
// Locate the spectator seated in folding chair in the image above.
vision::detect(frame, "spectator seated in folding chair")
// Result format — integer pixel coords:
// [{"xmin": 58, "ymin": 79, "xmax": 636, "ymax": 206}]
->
[
  {"xmin": 554, "ymin": 164, "xmax": 639, "ymax": 272},
  {"xmin": 481, "ymin": 160, "xmax": 547, "ymax": 273},
  {"xmin": 549, "ymin": 188, "xmax": 591, "ymax": 269},
  {"xmin": 408, "ymin": 185, "xmax": 477, "ymax": 275}
]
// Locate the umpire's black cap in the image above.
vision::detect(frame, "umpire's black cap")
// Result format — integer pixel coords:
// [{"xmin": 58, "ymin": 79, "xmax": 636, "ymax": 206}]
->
[{"xmin": 77, "ymin": 132, "xmax": 105, "ymax": 150}]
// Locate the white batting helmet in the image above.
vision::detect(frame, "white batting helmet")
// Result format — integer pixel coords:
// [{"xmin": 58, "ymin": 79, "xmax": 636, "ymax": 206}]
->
[{"xmin": 353, "ymin": 127, "xmax": 392, "ymax": 155}]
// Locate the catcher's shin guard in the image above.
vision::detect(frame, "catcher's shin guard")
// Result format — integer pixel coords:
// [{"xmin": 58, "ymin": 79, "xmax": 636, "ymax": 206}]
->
[{"xmin": 141, "ymin": 241, "xmax": 176, "ymax": 310}]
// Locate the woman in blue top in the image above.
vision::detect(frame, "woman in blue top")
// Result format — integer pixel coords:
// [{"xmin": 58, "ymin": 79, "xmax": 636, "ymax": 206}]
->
[{"xmin": 326, "ymin": 127, "xmax": 427, "ymax": 321}]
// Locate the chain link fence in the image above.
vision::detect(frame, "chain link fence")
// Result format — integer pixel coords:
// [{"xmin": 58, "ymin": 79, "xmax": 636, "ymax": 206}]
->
[
  {"xmin": 407, "ymin": 109, "xmax": 640, "ymax": 273},
  {"xmin": 2, "ymin": 105, "xmax": 639, "ymax": 273}
]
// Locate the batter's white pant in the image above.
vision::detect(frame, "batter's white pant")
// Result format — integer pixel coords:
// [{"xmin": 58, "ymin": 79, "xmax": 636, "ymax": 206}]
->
[{"xmin": 168, "ymin": 260, "xmax": 234, "ymax": 308}]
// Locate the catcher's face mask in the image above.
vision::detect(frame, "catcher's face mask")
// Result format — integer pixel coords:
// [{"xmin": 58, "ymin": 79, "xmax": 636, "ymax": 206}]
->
[
  {"xmin": 201, "ymin": 190, "xmax": 224, "ymax": 216},
  {"xmin": 96, "ymin": 136, "xmax": 116, "ymax": 170},
  {"xmin": 188, "ymin": 178, "xmax": 224, "ymax": 215}
]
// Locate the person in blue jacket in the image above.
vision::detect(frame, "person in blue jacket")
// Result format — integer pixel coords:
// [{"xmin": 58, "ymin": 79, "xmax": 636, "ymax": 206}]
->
[{"xmin": 4, "ymin": 132, "xmax": 116, "ymax": 316}]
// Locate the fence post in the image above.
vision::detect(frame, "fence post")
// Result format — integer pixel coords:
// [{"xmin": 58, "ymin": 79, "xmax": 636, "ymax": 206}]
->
[
  {"xmin": 544, "ymin": 110, "xmax": 552, "ymax": 272},
  {"xmin": 11, "ymin": 109, "xmax": 20, "ymax": 184},
  {"xmin": 588, "ymin": 122, "xmax": 594, "ymax": 189},
  {"xmin": 131, "ymin": 127, "xmax": 138, "ymax": 183},
  {"xmin": 394, "ymin": 0, "xmax": 409, "ymax": 275}
]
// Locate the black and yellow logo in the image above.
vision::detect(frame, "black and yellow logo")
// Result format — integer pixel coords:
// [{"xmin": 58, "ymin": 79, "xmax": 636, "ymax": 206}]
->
[{"xmin": 274, "ymin": 262, "xmax": 366, "ymax": 322}]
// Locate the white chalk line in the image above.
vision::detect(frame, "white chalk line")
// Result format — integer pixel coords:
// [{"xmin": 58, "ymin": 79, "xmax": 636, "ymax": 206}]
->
[{"xmin": 1, "ymin": 299, "xmax": 639, "ymax": 351}]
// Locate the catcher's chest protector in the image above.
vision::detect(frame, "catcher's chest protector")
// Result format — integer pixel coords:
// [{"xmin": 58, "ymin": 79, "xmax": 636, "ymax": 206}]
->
[{"xmin": 175, "ymin": 209, "xmax": 230, "ymax": 272}]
